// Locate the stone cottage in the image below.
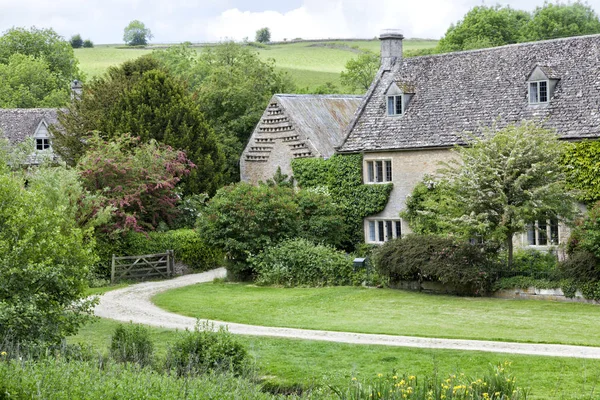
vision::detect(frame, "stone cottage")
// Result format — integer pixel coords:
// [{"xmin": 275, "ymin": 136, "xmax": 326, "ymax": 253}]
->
[
  {"xmin": 337, "ymin": 31, "xmax": 600, "ymax": 248},
  {"xmin": 0, "ymin": 108, "xmax": 59, "ymax": 165},
  {"xmin": 240, "ymin": 94, "xmax": 362, "ymax": 184}
]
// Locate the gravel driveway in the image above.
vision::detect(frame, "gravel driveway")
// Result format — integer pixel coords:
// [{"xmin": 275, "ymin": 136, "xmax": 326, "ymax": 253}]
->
[{"xmin": 94, "ymin": 268, "xmax": 600, "ymax": 359}]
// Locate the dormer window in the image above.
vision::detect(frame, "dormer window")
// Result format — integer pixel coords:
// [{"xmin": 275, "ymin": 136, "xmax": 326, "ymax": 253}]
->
[
  {"xmin": 529, "ymin": 81, "xmax": 548, "ymax": 104},
  {"xmin": 387, "ymin": 95, "xmax": 403, "ymax": 116},
  {"xmin": 36, "ymin": 138, "xmax": 50, "ymax": 150},
  {"xmin": 527, "ymin": 66, "xmax": 559, "ymax": 105},
  {"xmin": 33, "ymin": 120, "xmax": 51, "ymax": 152}
]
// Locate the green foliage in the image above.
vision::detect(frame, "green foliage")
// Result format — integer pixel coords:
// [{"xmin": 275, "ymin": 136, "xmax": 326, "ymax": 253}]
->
[
  {"xmin": 0, "ymin": 53, "xmax": 70, "ymax": 108},
  {"xmin": 52, "ymin": 56, "xmax": 225, "ymax": 195},
  {"xmin": 0, "ymin": 162, "xmax": 97, "ymax": 345},
  {"xmin": 70, "ymin": 34, "xmax": 83, "ymax": 48},
  {"xmin": 332, "ymin": 362, "xmax": 526, "ymax": 400},
  {"xmin": 0, "ymin": 26, "xmax": 83, "ymax": 89},
  {"xmin": 123, "ymin": 20, "xmax": 153, "ymax": 46},
  {"xmin": 558, "ymin": 250, "xmax": 600, "ymax": 282},
  {"xmin": 567, "ymin": 202, "xmax": 600, "ymax": 259},
  {"xmin": 0, "ymin": 358, "xmax": 273, "ymax": 399},
  {"xmin": 373, "ymin": 235, "xmax": 499, "ymax": 295},
  {"xmin": 122, "ymin": 229, "xmax": 224, "ymax": 272},
  {"xmin": 152, "ymin": 42, "xmax": 295, "ymax": 183},
  {"xmin": 83, "ymin": 39, "xmax": 94, "ymax": 48},
  {"xmin": 295, "ymin": 187, "xmax": 347, "ymax": 248},
  {"xmin": 438, "ymin": 122, "xmax": 576, "ymax": 265},
  {"xmin": 340, "ymin": 51, "xmax": 379, "ymax": 92},
  {"xmin": 165, "ymin": 323, "xmax": 250, "ymax": 377},
  {"xmin": 292, "ymin": 154, "xmax": 392, "ymax": 247},
  {"xmin": 437, "ymin": 5, "xmax": 530, "ymax": 52},
  {"xmin": 510, "ymin": 249, "xmax": 558, "ymax": 276},
  {"xmin": 521, "ymin": 1, "xmax": 600, "ymax": 41},
  {"xmin": 562, "ymin": 139, "xmax": 600, "ymax": 204},
  {"xmin": 250, "ymin": 238, "xmax": 356, "ymax": 287},
  {"xmin": 255, "ymin": 27, "xmax": 271, "ymax": 43},
  {"xmin": 110, "ymin": 324, "xmax": 154, "ymax": 367}
]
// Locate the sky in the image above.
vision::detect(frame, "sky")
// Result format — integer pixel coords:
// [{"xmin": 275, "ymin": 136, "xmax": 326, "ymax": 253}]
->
[{"xmin": 1, "ymin": 0, "xmax": 600, "ymax": 44}]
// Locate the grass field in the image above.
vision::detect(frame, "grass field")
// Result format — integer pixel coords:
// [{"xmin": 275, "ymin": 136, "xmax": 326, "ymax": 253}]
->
[
  {"xmin": 152, "ymin": 283, "xmax": 600, "ymax": 347},
  {"xmin": 69, "ymin": 317, "xmax": 600, "ymax": 399},
  {"xmin": 75, "ymin": 39, "xmax": 438, "ymax": 90}
]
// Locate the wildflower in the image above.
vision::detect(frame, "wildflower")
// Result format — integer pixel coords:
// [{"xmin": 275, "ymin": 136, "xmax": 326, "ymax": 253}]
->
[
  {"xmin": 0, "ymin": 351, "xmax": 6, "ymax": 356},
  {"xmin": 393, "ymin": 375, "xmax": 398, "ymax": 380},
  {"xmin": 351, "ymin": 377, "xmax": 357, "ymax": 381},
  {"xmin": 377, "ymin": 373, "xmax": 383, "ymax": 378}
]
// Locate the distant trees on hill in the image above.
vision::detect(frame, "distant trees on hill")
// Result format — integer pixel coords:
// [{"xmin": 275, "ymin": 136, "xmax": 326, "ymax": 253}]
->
[{"xmin": 123, "ymin": 20, "xmax": 153, "ymax": 46}]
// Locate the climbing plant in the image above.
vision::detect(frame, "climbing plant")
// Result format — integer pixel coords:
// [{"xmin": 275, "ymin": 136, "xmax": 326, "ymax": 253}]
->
[
  {"xmin": 562, "ymin": 139, "xmax": 600, "ymax": 204},
  {"xmin": 292, "ymin": 154, "xmax": 392, "ymax": 247}
]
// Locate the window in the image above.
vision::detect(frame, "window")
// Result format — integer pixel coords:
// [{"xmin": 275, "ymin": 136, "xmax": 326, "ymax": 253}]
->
[
  {"xmin": 36, "ymin": 138, "xmax": 51, "ymax": 150},
  {"xmin": 367, "ymin": 219, "xmax": 402, "ymax": 243},
  {"xmin": 387, "ymin": 95, "xmax": 403, "ymax": 116},
  {"xmin": 527, "ymin": 218, "xmax": 559, "ymax": 246},
  {"xmin": 366, "ymin": 160, "xmax": 392, "ymax": 183},
  {"xmin": 529, "ymin": 81, "xmax": 548, "ymax": 104}
]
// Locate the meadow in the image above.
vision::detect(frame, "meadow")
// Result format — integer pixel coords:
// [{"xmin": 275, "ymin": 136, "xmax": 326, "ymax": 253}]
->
[{"xmin": 75, "ymin": 39, "xmax": 438, "ymax": 91}]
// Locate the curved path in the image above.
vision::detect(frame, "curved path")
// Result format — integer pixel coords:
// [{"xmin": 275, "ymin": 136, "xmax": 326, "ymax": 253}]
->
[{"xmin": 95, "ymin": 268, "xmax": 600, "ymax": 359}]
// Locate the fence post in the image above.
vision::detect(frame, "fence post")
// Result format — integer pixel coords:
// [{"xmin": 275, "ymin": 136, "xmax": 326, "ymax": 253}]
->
[
  {"xmin": 169, "ymin": 250, "xmax": 175, "ymax": 277},
  {"xmin": 111, "ymin": 254, "xmax": 116, "ymax": 284}
]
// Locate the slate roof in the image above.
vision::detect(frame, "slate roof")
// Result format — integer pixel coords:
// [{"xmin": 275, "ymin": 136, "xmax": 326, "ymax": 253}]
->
[
  {"xmin": 0, "ymin": 108, "xmax": 59, "ymax": 145},
  {"xmin": 338, "ymin": 34, "xmax": 600, "ymax": 153},
  {"xmin": 244, "ymin": 94, "xmax": 362, "ymax": 163}
]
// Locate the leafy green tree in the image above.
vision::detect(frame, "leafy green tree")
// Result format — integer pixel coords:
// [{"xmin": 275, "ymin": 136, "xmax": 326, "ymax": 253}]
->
[
  {"xmin": 340, "ymin": 51, "xmax": 379, "ymax": 92},
  {"xmin": 520, "ymin": 1, "xmax": 600, "ymax": 41},
  {"xmin": 123, "ymin": 20, "xmax": 153, "ymax": 46},
  {"xmin": 153, "ymin": 42, "xmax": 295, "ymax": 183},
  {"xmin": 70, "ymin": 34, "xmax": 83, "ymax": 48},
  {"xmin": 255, "ymin": 27, "xmax": 271, "ymax": 43},
  {"xmin": 83, "ymin": 39, "xmax": 94, "ymax": 48},
  {"xmin": 51, "ymin": 56, "xmax": 225, "ymax": 195},
  {"xmin": 78, "ymin": 133, "xmax": 195, "ymax": 233},
  {"xmin": 0, "ymin": 26, "xmax": 82, "ymax": 106},
  {"xmin": 0, "ymin": 157, "xmax": 98, "ymax": 345},
  {"xmin": 437, "ymin": 6, "xmax": 530, "ymax": 52},
  {"xmin": 438, "ymin": 122, "xmax": 576, "ymax": 265},
  {"xmin": 0, "ymin": 53, "xmax": 70, "ymax": 107}
]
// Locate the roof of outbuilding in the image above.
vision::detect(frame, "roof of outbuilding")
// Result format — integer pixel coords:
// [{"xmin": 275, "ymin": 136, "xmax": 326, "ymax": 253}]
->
[
  {"xmin": 0, "ymin": 108, "xmax": 59, "ymax": 144},
  {"xmin": 274, "ymin": 94, "xmax": 363, "ymax": 157},
  {"xmin": 338, "ymin": 34, "xmax": 600, "ymax": 153}
]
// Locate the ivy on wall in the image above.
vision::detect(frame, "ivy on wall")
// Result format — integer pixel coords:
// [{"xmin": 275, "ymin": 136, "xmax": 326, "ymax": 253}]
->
[
  {"xmin": 562, "ymin": 140, "xmax": 600, "ymax": 204},
  {"xmin": 292, "ymin": 154, "xmax": 392, "ymax": 246}
]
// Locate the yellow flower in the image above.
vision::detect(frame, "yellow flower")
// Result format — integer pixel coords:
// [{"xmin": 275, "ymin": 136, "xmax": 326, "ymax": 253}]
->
[
  {"xmin": 377, "ymin": 373, "xmax": 383, "ymax": 378},
  {"xmin": 351, "ymin": 377, "xmax": 357, "ymax": 381},
  {"xmin": 409, "ymin": 375, "xmax": 416, "ymax": 380},
  {"xmin": 393, "ymin": 375, "xmax": 398, "ymax": 380},
  {"xmin": 0, "ymin": 351, "xmax": 6, "ymax": 356}
]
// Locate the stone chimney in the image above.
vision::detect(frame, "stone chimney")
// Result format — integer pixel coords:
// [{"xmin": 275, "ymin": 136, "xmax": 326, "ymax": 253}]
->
[
  {"xmin": 380, "ymin": 29, "xmax": 404, "ymax": 69},
  {"xmin": 70, "ymin": 79, "xmax": 83, "ymax": 100}
]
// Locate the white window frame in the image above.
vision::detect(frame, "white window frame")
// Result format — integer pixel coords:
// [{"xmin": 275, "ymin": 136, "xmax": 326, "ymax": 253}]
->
[
  {"xmin": 528, "ymin": 80, "xmax": 549, "ymax": 104},
  {"xmin": 366, "ymin": 219, "xmax": 402, "ymax": 244},
  {"xmin": 365, "ymin": 159, "xmax": 392, "ymax": 183},
  {"xmin": 526, "ymin": 218, "xmax": 559, "ymax": 246},
  {"xmin": 386, "ymin": 94, "xmax": 403, "ymax": 116}
]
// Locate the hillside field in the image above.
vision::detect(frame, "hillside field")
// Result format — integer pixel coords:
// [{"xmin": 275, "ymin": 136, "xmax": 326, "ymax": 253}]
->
[{"xmin": 75, "ymin": 39, "xmax": 437, "ymax": 91}]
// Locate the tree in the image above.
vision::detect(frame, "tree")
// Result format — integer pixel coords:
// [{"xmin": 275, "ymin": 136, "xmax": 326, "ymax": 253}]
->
[
  {"xmin": 437, "ymin": 6, "xmax": 530, "ymax": 52},
  {"xmin": 255, "ymin": 27, "xmax": 271, "ymax": 43},
  {"xmin": 438, "ymin": 122, "xmax": 576, "ymax": 265},
  {"xmin": 123, "ymin": 20, "xmax": 153, "ymax": 46},
  {"xmin": 0, "ymin": 26, "xmax": 82, "ymax": 106},
  {"xmin": 70, "ymin": 33, "xmax": 83, "ymax": 48},
  {"xmin": 340, "ymin": 51, "xmax": 379, "ymax": 92},
  {"xmin": 51, "ymin": 56, "xmax": 225, "ymax": 195},
  {"xmin": 0, "ymin": 53, "xmax": 70, "ymax": 107},
  {"xmin": 520, "ymin": 1, "xmax": 600, "ymax": 41},
  {"xmin": 0, "ymin": 154, "xmax": 98, "ymax": 345},
  {"xmin": 83, "ymin": 39, "xmax": 94, "ymax": 48},
  {"xmin": 77, "ymin": 133, "xmax": 194, "ymax": 233},
  {"xmin": 152, "ymin": 42, "xmax": 295, "ymax": 183}
]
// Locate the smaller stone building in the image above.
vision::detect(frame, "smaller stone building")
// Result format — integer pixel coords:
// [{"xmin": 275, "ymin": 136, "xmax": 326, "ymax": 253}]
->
[{"xmin": 240, "ymin": 94, "xmax": 362, "ymax": 184}]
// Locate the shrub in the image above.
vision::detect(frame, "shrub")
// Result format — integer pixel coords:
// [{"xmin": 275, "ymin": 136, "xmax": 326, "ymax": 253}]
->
[
  {"xmin": 165, "ymin": 323, "xmax": 250, "ymax": 376},
  {"xmin": 508, "ymin": 248, "xmax": 558, "ymax": 278},
  {"xmin": 109, "ymin": 324, "xmax": 154, "ymax": 367},
  {"xmin": 82, "ymin": 39, "xmax": 94, "ymax": 48},
  {"xmin": 558, "ymin": 250, "xmax": 600, "ymax": 282},
  {"xmin": 70, "ymin": 34, "xmax": 83, "ymax": 48},
  {"xmin": 373, "ymin": 234, "xmax": 499, "ymax": 295},
  {"xmin": 296, "ymin": 187, "xmax": 347, "ymax": 247},
  {"xmin": 250, "ymin": 238, "xmax": 356, "ymax": 287}
]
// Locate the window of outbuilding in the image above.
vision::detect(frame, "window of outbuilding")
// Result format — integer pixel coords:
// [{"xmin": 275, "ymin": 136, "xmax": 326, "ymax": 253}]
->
[
  {"xmin": 387, "ymin": 95, "xmax": 403, "ymax": 116},
  {"xmin": 529, "ymin": 81, "xmax": 549, "ymax": 104}
]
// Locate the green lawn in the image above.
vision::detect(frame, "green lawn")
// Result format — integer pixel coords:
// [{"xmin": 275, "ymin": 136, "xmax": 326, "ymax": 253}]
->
[
  {"xmin": 70, "ymin": 317, "xmax": 600, "ymax": 399},
  {"xmin": 75, "ymin": 39, "xmax": 438, "ymax": 91},
  {"xmin": 153, "ymin": 283, "xmax": 600, "ymax": 347}
]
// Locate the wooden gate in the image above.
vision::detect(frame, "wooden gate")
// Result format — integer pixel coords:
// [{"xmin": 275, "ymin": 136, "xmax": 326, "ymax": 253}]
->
[{"xmin": 111, "ymin": 250, "xmax": 174, "ymax": 283}]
